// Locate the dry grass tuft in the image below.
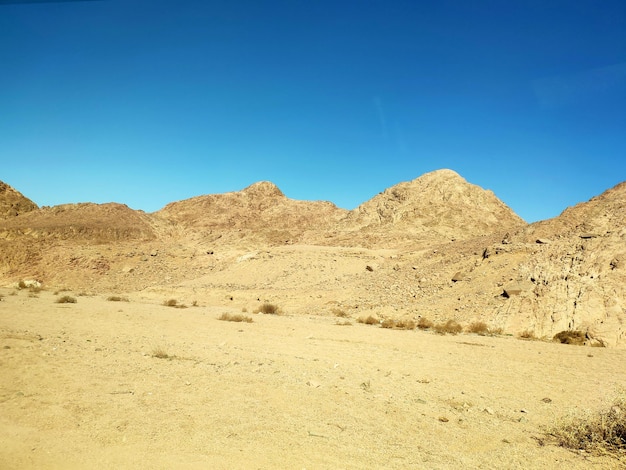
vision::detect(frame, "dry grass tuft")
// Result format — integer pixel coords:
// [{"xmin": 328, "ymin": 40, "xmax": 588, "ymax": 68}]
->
[
  {"xmin": 417, "ymin": 317, "xmax": 434, "ymax": 330},
  {"xmin": 519, "ymin": 329, "xmax": 538, "ymax": 340},
  {"xmin": 466, "ymin": 321, "xmax": 502, "ymax": 336},
  {"xmin": 151, "ymin": 345, "xmax": 171, "ymax": 359},
  {"xmin": 547, "ymin": 391, "xmax": 626, "ymax": 457},
  {"xmin": 254, "ymin": 303, "xmax": 281, "ymax": 315},
  {"xmin": 107, "ymin": 295, "xmax": 129, "ymax": 302},
  {"xmin": 357, "ymin": 315, "xmax": 379, "ymax": 325},
  {"xmin": 381, "ymin": 318, "xmax": 416, "ymax": 330},
  {"xmin": 553, "ymin": 330, "xmax": 587, "ymax": 345},
  {"xmin": 466, "ymin": 321, "xmax": 489, "ymax": 335},
  {"xmin": 163, "ymin": 299, "xmax": 187, "ymax": 309},
  {"xmin": 335, "ymin": 320, "xmax": 353, "ymax": 326},
  {"xmin": 331, "ymin": 308, "xmax": 349, "ymax": 318},
  {"xmin": 433, "ymin": 319, "xmax": 463, "ymax": 335},
  {"xmin": 56, "ymin": 295, "xmax": 77, "ymax": 304},
  {"xmin": 218, "ymin": 312, "xmax": 253, "ymax": 323}
]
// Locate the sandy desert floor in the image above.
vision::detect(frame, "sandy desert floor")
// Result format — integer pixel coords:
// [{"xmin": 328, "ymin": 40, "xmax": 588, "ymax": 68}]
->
[{"xmin": 1, "ymin": 288, "xmax": 625, "ymax": 469}]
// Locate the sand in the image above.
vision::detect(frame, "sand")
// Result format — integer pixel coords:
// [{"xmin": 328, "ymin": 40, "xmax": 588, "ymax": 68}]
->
[{"xmin": 1, "ymin": 288, "xmax": 624, "ymax": 469}]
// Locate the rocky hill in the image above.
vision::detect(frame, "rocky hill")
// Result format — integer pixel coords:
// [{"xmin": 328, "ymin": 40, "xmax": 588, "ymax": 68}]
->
[
  {"xmin": 156, "ymin": 181, "xmax": 347, "ymax": 246},
  {"xmin": 333, "ymin": 169, "xmax": 526, "ymax": 247},
  {"xmin": 0, "ymin": 181, "xmax": 38, "ymax": 217},
  {"xmin": 1, "ymin": 171, "xmax": 624, "ymax": 347}
]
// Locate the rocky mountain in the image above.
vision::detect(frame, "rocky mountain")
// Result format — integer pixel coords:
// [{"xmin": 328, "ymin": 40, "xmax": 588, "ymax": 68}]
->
[
  {"xmin": 334, "ymin": 169, "xmax": 526, "ymax": 247},
  {"xmin": 0, "ymin": 181, "xmax": 38, "ymax": 217},
  {"xmin": 156, "ymin": 181, "xmax": 347, "ymax": 246},
  {"xmin": 1, "ymin": 171, "xmax": 624, "ymax": 347}
]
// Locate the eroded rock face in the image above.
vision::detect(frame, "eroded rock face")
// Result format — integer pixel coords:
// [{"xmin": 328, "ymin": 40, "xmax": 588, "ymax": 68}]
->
[{"xmin": 0, "ymin": 181, "xmax": 38, "ymax": 217}]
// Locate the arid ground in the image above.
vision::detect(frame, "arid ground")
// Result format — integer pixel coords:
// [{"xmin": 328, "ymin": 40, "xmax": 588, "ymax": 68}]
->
[
  {"xmin": 1, "ymin": 288, "xmax": 625, "ymax": 469},
  {"xmin": 1, "ymin": 170, "xmax": 625, "ymax": 468}
]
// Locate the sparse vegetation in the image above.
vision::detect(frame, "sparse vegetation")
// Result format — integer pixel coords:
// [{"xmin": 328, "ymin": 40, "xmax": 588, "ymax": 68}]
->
[
  {"xmin": 417, "ymin": 317, "xmax": 434, "ymax": 330},
  {"xmin": 151, "ymin": 345, "xmax": 171, "ymax": 359},
  {"xmin": 332, "ymin": 308, "xmax": 348, "ymax": 318},
  {"xmin": 335, "ymin": 320, "xmax": 352, "ymax": 326},
  {"xmin": 466, "ymin": 321, "xmax": 489, "ymax": 335},
  {"xmin": 254, "ymin": 303, "xmax": 280, "ymax": 314},
  {"xmin": 163, "ymin": 299, "xmax": 187, "ymax": 309},
  {"xmin": 218, "ymin": 312, "xmax": 253, "ymax": 323},
  {"xmin": 519, "ymin": 329, "xmax": 538, "ymax": 340},
  {"xmin": 381, "ymin": 318, "xmax": 416, "ymax": 330},
  {"xmin": 553, "ymin": 330, "xmax": 587, "ymax": 346},
  {"xmin": 56, "ymin": 295, "xmax": 77, "ymax": 304},
  {"xmin": 465, "ymin": 321, "xmax": 502, "ymax": 336},
  {"xmin": 357, "ymin": 315, "xmax": 379, "ymax": 325},
  {"xmin": 107, "ymin": 295, "xmax": 129, "ymax": 302},
  {"xmin": 547, "ymin": 391, "xmax": 626, "ymax": 458},
  {"xmin": 18, "ymin": 280, "xmax": 27, "ymax": 289},
  {"xmin": 191, "ymin": 300, "xmax": 198, "ymax": 307},
  {"xmin": 433, "ymin": 319, "xmax": 463, "ymax": 335}
]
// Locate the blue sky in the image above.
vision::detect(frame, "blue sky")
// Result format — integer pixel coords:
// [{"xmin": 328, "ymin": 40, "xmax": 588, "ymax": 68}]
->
[{"xmin": 1, "ymin": 0, "xmax": 624, "ymax": 222}]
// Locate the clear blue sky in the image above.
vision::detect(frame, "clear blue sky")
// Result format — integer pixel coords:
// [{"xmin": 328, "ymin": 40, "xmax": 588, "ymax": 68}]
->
[{"xmin": 1, "ymin": 0, "xmax": 624, "ymax": 222}]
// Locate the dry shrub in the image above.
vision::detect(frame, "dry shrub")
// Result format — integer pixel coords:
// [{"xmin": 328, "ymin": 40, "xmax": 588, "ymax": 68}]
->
[
  {"xmin": 18, "ymin": 280, "xmax": 27, "ymax": 289},
  {"xmin": 56, "ymin": 295, "xmax": 77, "ymax": 304},
  {"xmin": 394, "ymin": 319, "xmax": 416, "ymax": 330},
  {"xmin": 107, "ymin": 295, "xmax": 129, "ymax": 302},
  {"xmin": 466, "ymin": 321, "xmax": 489, "ymax": 335},
  {"xmin": 380, "ymin": 318, "xmax": 396, "ymax": 329},
  {"xmin": 547, "ymin": 391, "xmax": 626, "ymax": 457},
  {"xmin": 335, "ymin": 320, "xmax": 352, "ymax": 326},
  {"xmin": 357, "ymin": 315, "xmax": 379, "ymax": 325},
  {"xmin": 553, "ymin": 330, "xmax": 587, "ymax": 345},
  {"xmin": 163, "ymin": 299, "xmax": 187, "ymax": 309},
  {"xmin": 434, "ymin": 319, "xmax": 463, "ymax": 335},
  {"xmin": 417, "ymin": 317, "xmax": 434, "ymax": 330},
  {"xmin": 219, "ymin": 312, "xmax": 253, "ymax": 323},
  {"xmin": 151, "ymin": 346, "xmax": 171, "ymax": 359},
  {"xmin": 332, "ymin": 308, "xmax": 349, "ymax": 318},
  {"xmin": 255, "ymin": 303, "xmax": 280, "ymax": 314},
  {"xmin": 519, "ymin": 329, "xmax": 538, "ymax": 340}
]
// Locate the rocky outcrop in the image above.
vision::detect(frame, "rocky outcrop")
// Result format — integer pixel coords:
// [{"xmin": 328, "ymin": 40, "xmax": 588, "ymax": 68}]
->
[{"xmin": 0, "ymin": 181, "xmax": 38, "ymax": 217}]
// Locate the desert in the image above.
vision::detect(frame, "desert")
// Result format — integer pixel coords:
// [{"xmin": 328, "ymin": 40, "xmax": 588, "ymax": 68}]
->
[{"xmin": 1, "ymin": 169, "xmax": 625, "ymax": 469}]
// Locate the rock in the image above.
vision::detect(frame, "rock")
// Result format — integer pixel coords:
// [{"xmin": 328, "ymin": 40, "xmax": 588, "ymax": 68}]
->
[
  {"xmin": 365, "ymin": 265, "xmax": 374, "ymax": 272},
  {"xmin": 451, "ymin": 272, "xmax": 465, "ymax": 282},
  {"xmin": 579, "ymin": 233, "xmax": 598, "ymax": 239},
  {"xmin": 503, "ymin": 286, "xmax": 523, "ymax": 297},
  {"xmin": 536, "ymin": 238, "xmax": 551, "ymax": 244}
]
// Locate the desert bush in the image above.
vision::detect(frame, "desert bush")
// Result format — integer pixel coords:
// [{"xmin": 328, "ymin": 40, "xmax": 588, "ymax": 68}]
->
[
  {"xmin": 107, "ymin": 296, "xmax": 129, "ymax": 302},
  {"xmin": 335, "ymin": 320, "xmax": 352, "ymax": 326},
  {"xmin": 417, "ymin": 317, "xmax": 434, "ymax": 330},
  {"xmin": 255, "ymin": 303, "xmax": 280, "ymax": 314},
  {"xmin": 151, "ymin": 345, "xmax": 171, "ymax": 359},
  {"xmin": 519, "ymin": 329, "xmax": 538, "ymax": 340},
  {"xmin": 547, "ymin": 391, "xmax": 626, "ymax": 457},
  {"xmin": 56, "ymin": 295, "xmax": 77, "ymax": 304},
  {"xmin": 332, "ymin": 308, "xmax": 349, "ymax": 318},
  {"xmin": 218, "ymin": 312, "xmax": 253, "ymax": 323},
  {"xmin": 554, "ymin": 330, "xmax": 587, "ymax": 346},
  {"xmin": 380, "ymin": 318, "xmax": 396, "ymax": 329},
  {"xmin": 395, "ymin": 319, "xmax": 416, "ymax": 330},
  {"xmin": 433, "ymin": 319, "xmax": 463, "ymax": 335},
  {"xmin": 163, "ymin": 299, "xmax": 187, "ymax": 309},
  {"xmin": 357, "ymin": 315, "xmax": 379, "ymax": 325},
  {"xmin": 466, "ymin": 321, "xmax": 490, "ymax": 335},
  {"xmin": 192, "ymin": 300, "xmax": 198, "ymax": 307}
]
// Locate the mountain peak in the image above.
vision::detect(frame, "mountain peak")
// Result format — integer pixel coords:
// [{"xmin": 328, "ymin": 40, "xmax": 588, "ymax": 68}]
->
[{"xmin": 241, "ymin": 181, "xmax": 285, "ymax": 198}]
